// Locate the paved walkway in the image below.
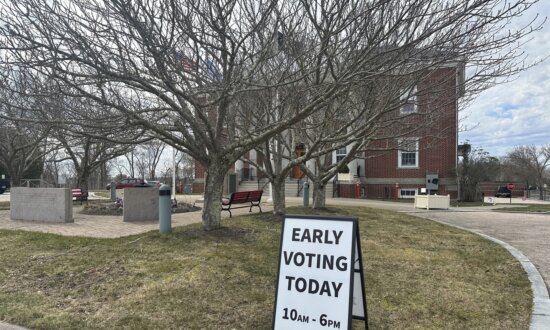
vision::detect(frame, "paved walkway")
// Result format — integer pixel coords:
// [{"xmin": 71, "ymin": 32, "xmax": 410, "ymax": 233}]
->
[
  {"xmin": 0, "ymin": 209, "xmax": 202, "ymax": 238},
  {"xmin": 406, "ymin": 208, "xmax": 550, "ymax": 289},
  {"xmin": 0, "ymin": 202, "xmax": 273, "ymax": 238}
]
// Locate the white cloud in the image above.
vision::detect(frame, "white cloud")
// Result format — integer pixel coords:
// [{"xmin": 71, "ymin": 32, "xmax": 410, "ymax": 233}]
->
[{"xmin": 460, "ymin": 1, "xmax": 550, "ymax": 157}]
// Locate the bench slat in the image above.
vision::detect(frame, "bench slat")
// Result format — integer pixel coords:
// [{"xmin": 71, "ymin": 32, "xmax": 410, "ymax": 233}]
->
[
  {"xmin": 247, "ymin": 190, "xmax": 263, "ymax": 201},
  {"xmin": 222, "ymin": 190, "xmax": 263, "ymax": 217},
  {"xmin": 230, "ymin": 191, "xmax": 251, "ymax": 203},
  {"xmin": 71, "ymin": 188, "xmax": 88, "ymax": 204}
]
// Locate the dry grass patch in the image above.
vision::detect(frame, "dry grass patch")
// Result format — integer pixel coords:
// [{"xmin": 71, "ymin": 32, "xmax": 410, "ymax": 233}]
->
[{"xmin": 0, "ymin": 206, "xmax": 532, "ymax": 329}]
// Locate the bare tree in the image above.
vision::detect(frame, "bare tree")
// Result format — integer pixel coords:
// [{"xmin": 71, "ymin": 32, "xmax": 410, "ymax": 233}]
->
[
  {"xmin": 505, "ymin": 145, "xmax": 550, "ymax": 200},
  {"xmin": 0, "ymin": 68, "xmax": 58, "ymax": 186},
  {"xmin": 0, "ymin": 0, "xmax": 543, "ymax": 229},
  {"xmin": 235, "ymin": 87, "xmax": 304, "ymax": 215},
  {"xmin": 0, "ymin": 123, "xmax": 50, "ymax": 187},
  {"xmin": 45, "ymin": 100, "xmax": 139, "ymax": 189},
  {"xmin": 56, "ymin": 134, "xmax": 133, "ymax": 190},
  {"xmin": 123, "ymin": 149, "xmax": 138, "ymax": 179},
  {"xmin": 134, "ymin": 140, "xmax": 166, "ymax": 180},
  {"xmin": 109, "ymin": 157, "xmax": 131, "ymax": 180},
  {"xmin": 41, "ymin": 148, "xmax": 64, "ymax": 186},
  {"xmin": 174, "ymin": 150, "xmax": 195, "ymax": 184},
  {"xmin": 458, "ymin": 144, "xmax": 501, "ymax": 202},
  {"xmin": 297, "ymin": 80, "xmax": 394, "ymax": 209}
]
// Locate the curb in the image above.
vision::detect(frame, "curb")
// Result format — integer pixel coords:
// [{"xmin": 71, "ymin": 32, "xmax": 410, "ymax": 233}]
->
[
  {"xmin": 428, "ymin": 219, "xmax": 550, "ymax": 329},
  {"xmin": 477, "ymin": 233, "xmax": 550, "ymax": 330}
]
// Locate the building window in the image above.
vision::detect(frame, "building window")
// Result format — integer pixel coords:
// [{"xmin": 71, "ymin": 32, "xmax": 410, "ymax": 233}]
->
[
  {"xmin": 336, "ymin": 147, "xmax": 346, "ymax": 162},
  {"xmin": 399, "ymin": 188, "xmax": 417, "ymax": 198},
  {"xmin": 400, "ymin": 86, "xmax": 417, "ymax": 114},
  {"xmin": 398, "ymin": 138, "xmax": 419, "ymax": 168}
]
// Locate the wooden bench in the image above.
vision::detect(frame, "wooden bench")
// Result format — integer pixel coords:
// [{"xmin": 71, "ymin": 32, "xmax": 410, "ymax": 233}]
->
[
  {"xmin": 71, "ymin": 188, "xmax": 89, "ymax": 204},
  {"xmin": 222, "ymin": 190, "xmax": 263, "ymax": 217}
]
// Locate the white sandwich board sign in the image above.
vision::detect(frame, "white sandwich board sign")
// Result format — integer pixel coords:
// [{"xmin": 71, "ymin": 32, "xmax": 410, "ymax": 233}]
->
[{"xmin": 272, "ymin": 215, "xmax": 368, "ymax": 330}]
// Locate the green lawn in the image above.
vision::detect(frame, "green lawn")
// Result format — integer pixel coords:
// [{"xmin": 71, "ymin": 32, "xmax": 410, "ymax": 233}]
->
[{"xmin": 0, "ymin": 206, "xmax": 532, "ymax": 329}]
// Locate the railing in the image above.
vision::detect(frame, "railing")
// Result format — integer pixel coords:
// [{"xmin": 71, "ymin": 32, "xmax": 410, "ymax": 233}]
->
[
  {"xmin": 20, "ymin": 179, "xmax": 56, "ymax": 188},
  {"xmin": 527, "ymin": 190, "xmax": 550, "ymax": 201},
  {"xmin": 333, "ymin": 181, "xmax": 366, "ymax": 199}
]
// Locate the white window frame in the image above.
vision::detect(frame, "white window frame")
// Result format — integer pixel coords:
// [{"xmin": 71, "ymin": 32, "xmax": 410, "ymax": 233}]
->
[
  {"xmin": 400, "ymin": 85, "xmax": 417, "ymax": 114},
  {"xmin": 399, "ymin": 188, "xmax": 418, "ymax": 199},
  {"xmin": 335, "ymin": 147, "xmax": 347, "ymax": 162},
  {"xmin": 398, "ymin": 138, "xmax": 419, "ymax": 168}
]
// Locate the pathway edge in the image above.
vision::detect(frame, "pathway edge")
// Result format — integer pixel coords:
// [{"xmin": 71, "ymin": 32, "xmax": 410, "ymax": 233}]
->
[{"xmin": 427, "ymin": 218, "xmax": 550, "ymax": 329}]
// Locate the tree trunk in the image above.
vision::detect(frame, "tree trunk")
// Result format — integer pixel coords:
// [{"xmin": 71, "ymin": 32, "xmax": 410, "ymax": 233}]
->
[
  {"xmin": 312, "ymin": 180, "xmax": 326, "ymax": 209},
  {"xmin": 8, "ymin": 167, "xmax": 21, "ymax": 187},
  {"xmin": 202, "ymin": 162, "xmax": 229, "ymax": 230},
  {"xmin": 9, "ymin": 174, "xmax": 20, "ymax": 188},
  {"xmin": 272, "ymin": 177, "xmax": 286, "ymax": 215},
  {"xmin": 77, "ymin": 170, "xmax": 90, "ymax": 190}
]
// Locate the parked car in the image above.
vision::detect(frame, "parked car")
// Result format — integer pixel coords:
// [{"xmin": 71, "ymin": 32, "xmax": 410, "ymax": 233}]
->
[
  {"xmin": 147, "ymin": 180, "xmax": 163, "ymax": 188},
  {"xmin": 495, "ymin": 186, "xmax": 512, "ymax": 198},
  {"xmin": 106, "ymin": 178, "xmax": 152, "ymax": 190},
  {"xmin": 0, "ymin": 179, "xmax": 10, "ymax": 194}
]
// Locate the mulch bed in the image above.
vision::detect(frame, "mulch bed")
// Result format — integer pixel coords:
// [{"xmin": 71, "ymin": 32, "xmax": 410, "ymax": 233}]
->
[{"xmin": 80, "ymin": 201, "xmax": 200, "ymax": 216}]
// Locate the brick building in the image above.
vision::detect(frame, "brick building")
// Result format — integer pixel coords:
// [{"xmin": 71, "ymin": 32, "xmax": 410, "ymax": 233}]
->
[
  {"xmin": 359, "ymin": 66, "xmax": 463, "ymax": 199},
  {"xmin": 193, "ymin": 64, "xmax": 464, "ymax": 199}
]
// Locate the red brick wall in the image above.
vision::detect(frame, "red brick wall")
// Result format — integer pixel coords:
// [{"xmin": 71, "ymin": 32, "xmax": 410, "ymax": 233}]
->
[
  {"xmin": 336, "ymin": 183, "xmax": 365, "ymax": 198},
  {"xmin": 194, "ymin": 161, "xmax": 205, "ymax": 180},
  {"xmin": 192, "ymin": 160, "xmax": 236, "ymax": 195},
  {"xmin": 364, "ymin": 67, "xmax": 458, "ymax": 198},
  {"xmin": 193, "ymin": 160, "xmax": 206, "ymax": 194},
  {"xmin": 192, "ymin": 182, "xmax": 205, "ymax": 194}
]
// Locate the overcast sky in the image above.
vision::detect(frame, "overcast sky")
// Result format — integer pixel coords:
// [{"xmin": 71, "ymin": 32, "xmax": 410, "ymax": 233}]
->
[{"xmin": 459, "ymin": 1, "xmax": 550, "ymax": 157}]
